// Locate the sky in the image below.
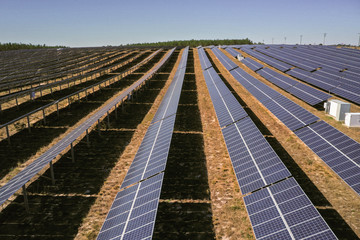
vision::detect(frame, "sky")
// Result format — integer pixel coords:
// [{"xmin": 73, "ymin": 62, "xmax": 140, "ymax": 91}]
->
[{"xmin": 0, "ymin": 0, "xmax": 359, "ymax": 47}]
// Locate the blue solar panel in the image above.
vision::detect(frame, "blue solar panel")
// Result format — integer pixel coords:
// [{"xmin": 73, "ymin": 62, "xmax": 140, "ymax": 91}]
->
[
  {"xmin": 221, "ymin": 118, "xmax": 291, "ymax": 194},
  {"xmin": 203, "ymin": 68, "xmax": 248, "ymax": 127},
  {"xmin": 258, "ymin": 68, "xmax": 331, "ymax": 105},
  {"xmin": 263, "ymin": 94, "xmax": 319, "ymax": 131},
  {"xmin": 225, "ymin": 47, "xmax": 241, "ymax": 58},
  {"xmin": 97, "ymin": 173, "xmax": 164, "ymax": 240},
  {"xmin": 211, "ymin": 47, "xmax": 239, "ymax": 71},
  {"xmin": 231, "ymin": 68, "xmax": 282, "ymax": 103},
  {"xmin": 121, "ymin": 114, "xmax": 175, "ymax": 188},
  {"xmin": 241, "ymin": 48, "xmax": 292, "ymax": 72},
  {"xmin": 241, "ymin": 58, "xmax": 264, "ymax": 71},
  {"xmin": 151, "ymin": 47, "xmax": 188, "ymax": 123},
  {"xmin": 198, "ymin": 47, "xmax": 212, "ymax": 70},
  {"xmin": 295, "ymin": 121, "xmax": 360, "ymax": 195},
  {"xmin": 230, "ymin": 68, "xmax": 319, "ymax": 130},
  {"xmin": 258, "ymin": 68, "xmax": 296, "ymax": 91},
  {"xmin": 244, "ymin": 178, "xmax": 337, "ymax": 240}
]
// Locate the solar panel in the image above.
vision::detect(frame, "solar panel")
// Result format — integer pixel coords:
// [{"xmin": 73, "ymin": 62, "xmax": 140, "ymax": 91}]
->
[
  {"xmin": 203, "ymin": 68, "xmax": 247, "ymax": 127},
  {"xmin": 230, "ymin": 68, "xmax": 319, "ymax": 131},
  {"xmin": 121, "ymin": 109, "xmax": 175, "ymax": 189},
  {"xmin": 241, "ymin": 58, "xmax": 264, "ymax": 71},
  {"xmin": 211, "ymin": 47, "xmax": 239, "ymax": 71},
  {"xmin": 243, "ymin": 48, "xmax": 293, "ymax": 72},
  {"xmin": 263, "ymin": 94, "xmax": 319, "ymax": 131},
  {"xmin": 198, "ymin": 47, "xmax": 212, "ymax": 70},
  {"xmin": 97, "ymin": 173, "xmax": 164, "ymax": 240},
  {"xmin": 258, "ymin": 68, "xmax": 331, "ymax": 105},
  {"xmin": 221, "ymin": 118, "xmax": 291, "ymax": 194},
  {"xmin": 225, "ymin": 47, "xmax": 241, "ymax": 58},
  {"xmin": 0, "ymin": 48, "xmax": 176, "ymax": 207},
  {"xmin": 244, "ymin": 178, "xmax": 337, "ymax": 240},
  {"xmin": 295, "ymin": 121, "xmax": 360, "ymax": 195},
  {"xmin": 151, "ymin": 47, "xmax": 189, "ymax": 123}
]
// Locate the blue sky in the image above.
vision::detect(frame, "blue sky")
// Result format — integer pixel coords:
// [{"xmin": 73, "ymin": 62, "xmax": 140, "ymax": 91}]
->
[{"xmin": 1, "ymin": 0, "xmax": 359, "ymax": 47}]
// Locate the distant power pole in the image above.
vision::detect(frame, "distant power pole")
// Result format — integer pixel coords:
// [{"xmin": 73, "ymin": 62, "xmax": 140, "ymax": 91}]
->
[
  {"xmin": 272, "ymin": 38, "xmax": 274, "ymax": 44},
  {"xmin": 284, "ymin": 37, "xmax": 287, "ymax": 44},
  {"xmin": 300, "ymin": 35, "xmax": 303, "ymax": 45},
  {"xmin": 323, "ymin": 33, "xmax": 327, "ymax": 45}
]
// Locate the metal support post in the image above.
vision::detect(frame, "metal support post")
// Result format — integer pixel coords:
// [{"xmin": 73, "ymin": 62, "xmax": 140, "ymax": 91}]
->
[
  {"xmin": 71, "ymin": 142, "xmax": 75, "ymax": 163},
  {"xmin": 27, "ymin": 116, "xmax": 31, "ymax": 133},
  {"xmin": 97, "ymin": 119, "xmax": 101, "ymax": 136},
  {"xmin": 22, "ymin": 185, "xmax": 29, "ymax": 212},
  {"xmin": 6, "ymin": 125, "xmax": 11, "ymax": 144},
  {"xmin": 42, "ymin": 109, "xmax": 46, "ymax": 124},
  {"xmin": 49, "ymin": 161, "xmax": 55, "ymax": 185},
  {"xmin": 56, "ymin": 102, "xmax": 59, "ymax": 117},
  {"xmin": 86, "ymin": 129, "xmax": 90, "ymax": 147}
]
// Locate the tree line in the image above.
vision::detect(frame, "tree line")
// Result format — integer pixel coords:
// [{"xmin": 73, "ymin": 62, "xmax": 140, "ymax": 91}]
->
[
  {"xmin": 0, "ymin": 42, "xmax": 67, "ymax": 51},
  {"xmin": 127, "ymin": 38, "xmax": 255, "ymax": 47}
]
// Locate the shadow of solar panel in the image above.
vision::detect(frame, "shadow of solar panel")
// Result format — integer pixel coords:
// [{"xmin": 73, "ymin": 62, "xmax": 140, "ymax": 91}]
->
[
  {"xmin": 295, "ymin": 121, "xmax": 360, "ymax": 195},
  {"xmin": 121, "ymin": 115, "xmax": 175, "ymax": 188},
  {"xmin": 244, "ymin": 178, "xmax": 337, "ymax": 240},
  {"xmin": 211, "ymin": 48, "xmax": 239, "ymax": 71},
  {"xmin": 97, "ymin": 173, "xmax": 164, "ymax": 240},
  {"xmin": 198, "ymin": 48, "xmax": 212, "ymax": 70},
  {"xmin": 221, "ymin": 118, "xmax": 290, "ymax": 194}
]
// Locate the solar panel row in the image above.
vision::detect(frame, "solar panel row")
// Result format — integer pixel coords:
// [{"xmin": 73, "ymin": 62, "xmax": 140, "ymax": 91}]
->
[
  {"xmin": 0, "ymin": 48, "xmax": 176, "ymax": 207},
  {"xmin": 97, "ymin": 173, "xmax": 164, "ymax": 240},
  {"xmin": 295, "ymin": 121, "xmax": 360, "ymax": 195},
  {"xmin": 198, "ymin": 47, "xmax": 212, "ymax": 70},
  {"xmin": 225, "ymin": 47, "xmax": 241, "ymax": 58},
  {"xmin": 241, "ymin": 58, "xmax": 264, "ymax": 72},
  {"xmin": 230, "ymin": 67, "xmax": 319, "ymax": 131},
  {"xmin": 97, "ymin": 47, "xmax": 189, "ymax": 240},
  {"xmin": 240, "ymin": 47, "xmax": 292, "ymax": 72},
  {"xmin": 287, "ymin": 68, "xmax": 360, "ymax": 104},
  {"xmin": 247, "ymin": 45, "xmax": 360, "ymax": 104},
  {"xmin": 258, "ymin": 68, "xmax": 331, "ymax": 105},
  {"xmin": 151, "ymin": 47, "xmax": 189, "ymax": 123},
  {"xmin": 211, "ymin": 47, "xmax": 239, "ymax": 71},
  {"xmin": 199, "ymin": 47, "xmax": 337, "ymax": 239}
]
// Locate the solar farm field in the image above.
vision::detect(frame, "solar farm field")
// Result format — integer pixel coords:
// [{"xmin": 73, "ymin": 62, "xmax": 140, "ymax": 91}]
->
[{"xmin": 0, "ymin": 45, "xmax": 359, "ymax": 240}]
